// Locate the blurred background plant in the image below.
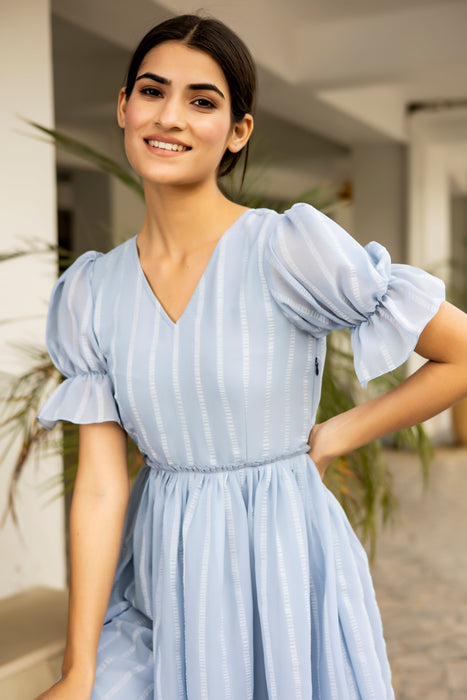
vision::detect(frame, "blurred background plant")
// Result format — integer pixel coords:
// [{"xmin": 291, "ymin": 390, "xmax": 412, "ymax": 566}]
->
[{"xmin": 0, "ymin": 121, "xmax": 433, "ymax": 560}]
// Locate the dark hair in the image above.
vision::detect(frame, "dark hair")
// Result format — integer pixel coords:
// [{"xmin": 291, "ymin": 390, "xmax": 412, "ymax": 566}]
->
[{"xmin": 124, "ymin": 14, "xmax": 256, "ymax": 182}]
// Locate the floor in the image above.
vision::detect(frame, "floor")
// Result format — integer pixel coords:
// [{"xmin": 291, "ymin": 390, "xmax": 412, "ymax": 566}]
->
[
  {"xmin": 0, "ymin": 587, "xmax": 67, "ymax": 700},
  {"xmin": 372, "ymin": 447, "xmax": 467, "ymax": 700}
]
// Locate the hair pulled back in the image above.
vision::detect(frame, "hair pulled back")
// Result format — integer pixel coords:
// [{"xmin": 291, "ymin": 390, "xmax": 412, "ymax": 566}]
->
[{"xmin": 124, "ymin": 14, "xmax": 256, "ymax": 180}]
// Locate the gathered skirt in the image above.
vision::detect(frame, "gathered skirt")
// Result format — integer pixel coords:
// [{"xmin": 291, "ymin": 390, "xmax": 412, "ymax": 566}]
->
[{"xmin": 90, "ymin": 452, "xmax": 394, "ymax": 700}]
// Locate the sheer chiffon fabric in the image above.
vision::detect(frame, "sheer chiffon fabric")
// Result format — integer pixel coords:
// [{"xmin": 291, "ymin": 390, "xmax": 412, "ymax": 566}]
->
[{"xmin": 38, "ymin": 203, "xmax": 445, "ymax": 699}]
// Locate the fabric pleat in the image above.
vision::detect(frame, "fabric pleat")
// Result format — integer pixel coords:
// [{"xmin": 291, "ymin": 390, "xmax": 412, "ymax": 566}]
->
[{"xmin": 91, "ymin": 455, "xmax": 394, "ymax": 700}]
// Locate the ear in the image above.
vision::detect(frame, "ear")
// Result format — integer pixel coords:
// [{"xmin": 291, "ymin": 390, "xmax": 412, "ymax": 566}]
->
[
  {"xmin": 227, "ymin": 113, "xmax": 254, "ymax": 153},
  {"xmin": 117, "ymin": 87, "xmax": 128, "ymax": 129}
]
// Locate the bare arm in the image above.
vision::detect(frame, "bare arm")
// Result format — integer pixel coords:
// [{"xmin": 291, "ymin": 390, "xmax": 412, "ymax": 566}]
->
[
  {"xmin": 35, "ymin": 421, "xmax": 129, "ymax": 700},
  {"xmin": 308, "ymin": 302, "xmax": 467, "ymax": 476}
]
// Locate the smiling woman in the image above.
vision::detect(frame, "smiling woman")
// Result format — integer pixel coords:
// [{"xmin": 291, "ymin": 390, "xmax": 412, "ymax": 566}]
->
[
  {"xmin": 116, "ymin": 39, "xmax": 253, "ymax": 195},
  {"xmin": 121, "ymin": 14, "xmax": 256, "ymax": 182},
  {"xmin": 34, "ymin": 12, "xmax": 467, "ymax": 700}
]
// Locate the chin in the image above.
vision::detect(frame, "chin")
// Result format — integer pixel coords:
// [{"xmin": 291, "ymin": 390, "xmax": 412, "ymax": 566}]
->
[
  {"xmin": 129, "ymin": 150, "xmax": 223, "ymax": 188},
  {"xmin": 139, "ymin": 164, "xmax": 220, "ymax": 189},
  {"xmin": 141, "ymin": 173, "xmax": 210, "ymax": 190}
]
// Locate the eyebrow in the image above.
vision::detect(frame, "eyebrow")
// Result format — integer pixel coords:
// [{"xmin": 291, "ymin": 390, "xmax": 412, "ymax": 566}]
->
[{"xmin": 135, "ymin": 72, "xmax": 225, "ymax": 99}]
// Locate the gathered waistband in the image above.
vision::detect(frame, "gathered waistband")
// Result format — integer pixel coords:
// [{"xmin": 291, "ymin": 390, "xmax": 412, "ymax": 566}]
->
[{"xmin": 144, "ymin": 445, "xmax": 311, "ymax": 473}]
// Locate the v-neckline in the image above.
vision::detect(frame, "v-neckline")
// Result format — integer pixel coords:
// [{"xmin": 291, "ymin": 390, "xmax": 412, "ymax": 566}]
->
[{"xmin": 133, "ymin": 208, "xmax": 253, "ymax": 327}]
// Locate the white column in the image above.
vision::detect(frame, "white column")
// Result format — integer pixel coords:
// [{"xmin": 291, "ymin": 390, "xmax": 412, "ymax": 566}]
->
[
  {"xmin": 0, "ymin": 0, "xmax": 66, "ymax": 596},
  {"xmin": 407, "ymin": 107, "xmax": 467, "ymax": 443}
]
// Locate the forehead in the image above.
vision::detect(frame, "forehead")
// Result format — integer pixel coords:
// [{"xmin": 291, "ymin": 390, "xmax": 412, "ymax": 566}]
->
[{"xmin": 138, "ymin": 41, "xmax": 229, "ymax": 91}]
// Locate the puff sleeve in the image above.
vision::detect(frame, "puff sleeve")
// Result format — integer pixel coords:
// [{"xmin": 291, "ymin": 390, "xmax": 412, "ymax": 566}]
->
[
  {"xmin": 37, "ymin": 251, "xmax": 122, "ymax": 430},
  {"xmin": 264, "ymin": 202, "xmax": 445, "ymax": 387}
]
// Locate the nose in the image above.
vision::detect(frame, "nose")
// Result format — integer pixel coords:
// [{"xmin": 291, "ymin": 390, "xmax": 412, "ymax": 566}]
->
[{"xmin": 155, "ymin": 95, "xmax": 186, "ymax": 130}]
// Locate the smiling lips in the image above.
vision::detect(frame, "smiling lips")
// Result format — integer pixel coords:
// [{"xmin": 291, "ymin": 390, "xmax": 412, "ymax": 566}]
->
[{"xmin": 145, "ymin": 138, "xmax": 190, "ymax": 152}]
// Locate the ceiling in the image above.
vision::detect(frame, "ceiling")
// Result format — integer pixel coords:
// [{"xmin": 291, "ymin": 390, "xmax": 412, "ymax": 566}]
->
[
  {"xmin": 51, "ymin": 0, "xmax": 467, "ymax": 194},
  {"xmin": 277, "ymin": 0, "xmax": 457, "ymax": 21}
]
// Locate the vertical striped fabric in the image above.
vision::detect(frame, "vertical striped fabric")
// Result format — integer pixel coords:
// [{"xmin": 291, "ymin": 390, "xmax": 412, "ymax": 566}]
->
[{"xmin": 38, "ymin": 203, "xmax": 445, "ymax": 699}]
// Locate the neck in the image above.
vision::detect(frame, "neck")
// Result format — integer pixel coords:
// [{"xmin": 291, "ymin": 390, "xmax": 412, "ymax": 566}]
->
[{"xmin": 139, "ymin": 179, "xmax": 243, "ymax": 258}]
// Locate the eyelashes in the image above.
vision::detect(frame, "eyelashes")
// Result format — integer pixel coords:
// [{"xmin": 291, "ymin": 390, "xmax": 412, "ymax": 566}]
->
[
  {"xmin": 192, "ymin": 98, "xmax": 216, "ymax": 109},
  {"xmin": 140, "ymin": 87, "xmax": 162, "ymax": 97},
  {"xmin": 138, "ymin": 87, "xmax": 216, "ymax": 109}
]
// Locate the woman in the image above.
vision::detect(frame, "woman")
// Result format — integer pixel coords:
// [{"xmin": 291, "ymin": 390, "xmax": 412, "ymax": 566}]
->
[{"xmin": 35, "ymin": 13, "xmax": 467, "ymax": 700}]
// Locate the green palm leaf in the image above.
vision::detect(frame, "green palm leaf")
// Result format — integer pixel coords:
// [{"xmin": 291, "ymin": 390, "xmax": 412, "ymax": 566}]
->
[{"xmin": 21, "ymin": 118, "xmax": 144, "ymax": 200}]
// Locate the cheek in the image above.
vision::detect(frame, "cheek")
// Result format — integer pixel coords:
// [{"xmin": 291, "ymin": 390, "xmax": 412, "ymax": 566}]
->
[
  {"xmin": 123, "ymin": 98, "xmax": 146, "ymax": 133},
  {"xmin": 196, "ymin": 116, "xmax": 233, "ymax": 152},
  {"xmin": 121, "ymin": 103, "xmax": 145, "ymax": 171},
  {"xmin": 122, "ymin": 99, "xmax": 150, "ymax": 167}
]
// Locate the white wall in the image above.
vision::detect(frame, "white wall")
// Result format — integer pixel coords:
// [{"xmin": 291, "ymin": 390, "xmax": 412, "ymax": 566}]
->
[
  {"xmin": 352, "ymin": 144, "xmax": 406, "ymax": 259},
  {"xmin": 0, "ymin": 0, "xmax": 66, "ymax": 597},
  {"xmin": 73, "ymin": 170, "xmax": 112, "ymax": 255},
  {"xmin": 111, "ymin": 179, "xmax": 146, "ymax": 247}
]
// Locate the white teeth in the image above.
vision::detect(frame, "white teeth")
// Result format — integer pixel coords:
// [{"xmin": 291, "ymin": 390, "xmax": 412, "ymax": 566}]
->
[{"xmin": 147, "ymin": 139, "xmax": 188, "ymax": 152}]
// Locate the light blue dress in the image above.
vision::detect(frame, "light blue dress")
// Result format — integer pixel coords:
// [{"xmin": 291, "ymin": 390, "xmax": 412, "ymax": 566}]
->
[{"xmin": 38, "ymin": 203, "xmax": 445, "ymax": 700}]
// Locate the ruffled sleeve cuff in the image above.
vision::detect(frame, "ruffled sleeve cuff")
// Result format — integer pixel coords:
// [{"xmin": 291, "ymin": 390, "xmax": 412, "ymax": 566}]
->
[
  {"xmin": 351, "ymin": 243, "xmax": 445, "ymax": 387},
  {"xmin": 37, "ymin": 372, "xmax": 122, "ymax": 430}
]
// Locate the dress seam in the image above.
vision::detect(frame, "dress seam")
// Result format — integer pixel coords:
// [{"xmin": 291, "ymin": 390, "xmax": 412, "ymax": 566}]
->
[{"xmin": 144, "ymin": 445, "xmax": 310, "ymax": 473}]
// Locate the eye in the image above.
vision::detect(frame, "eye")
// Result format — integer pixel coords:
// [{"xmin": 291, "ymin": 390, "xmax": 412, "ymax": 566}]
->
[
  {"xmin": 140, "ymin": 87, "xmax": 163, "ymax": 97},
  {"xmin": 192, "ymin": 97, "xmax": 216, "ymax": 109}
]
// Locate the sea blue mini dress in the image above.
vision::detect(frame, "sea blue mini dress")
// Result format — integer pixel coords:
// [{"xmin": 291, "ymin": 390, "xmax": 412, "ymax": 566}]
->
[{"xmin": 37, "ymin": 203, "xmax": 445, "ymax": 700}]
